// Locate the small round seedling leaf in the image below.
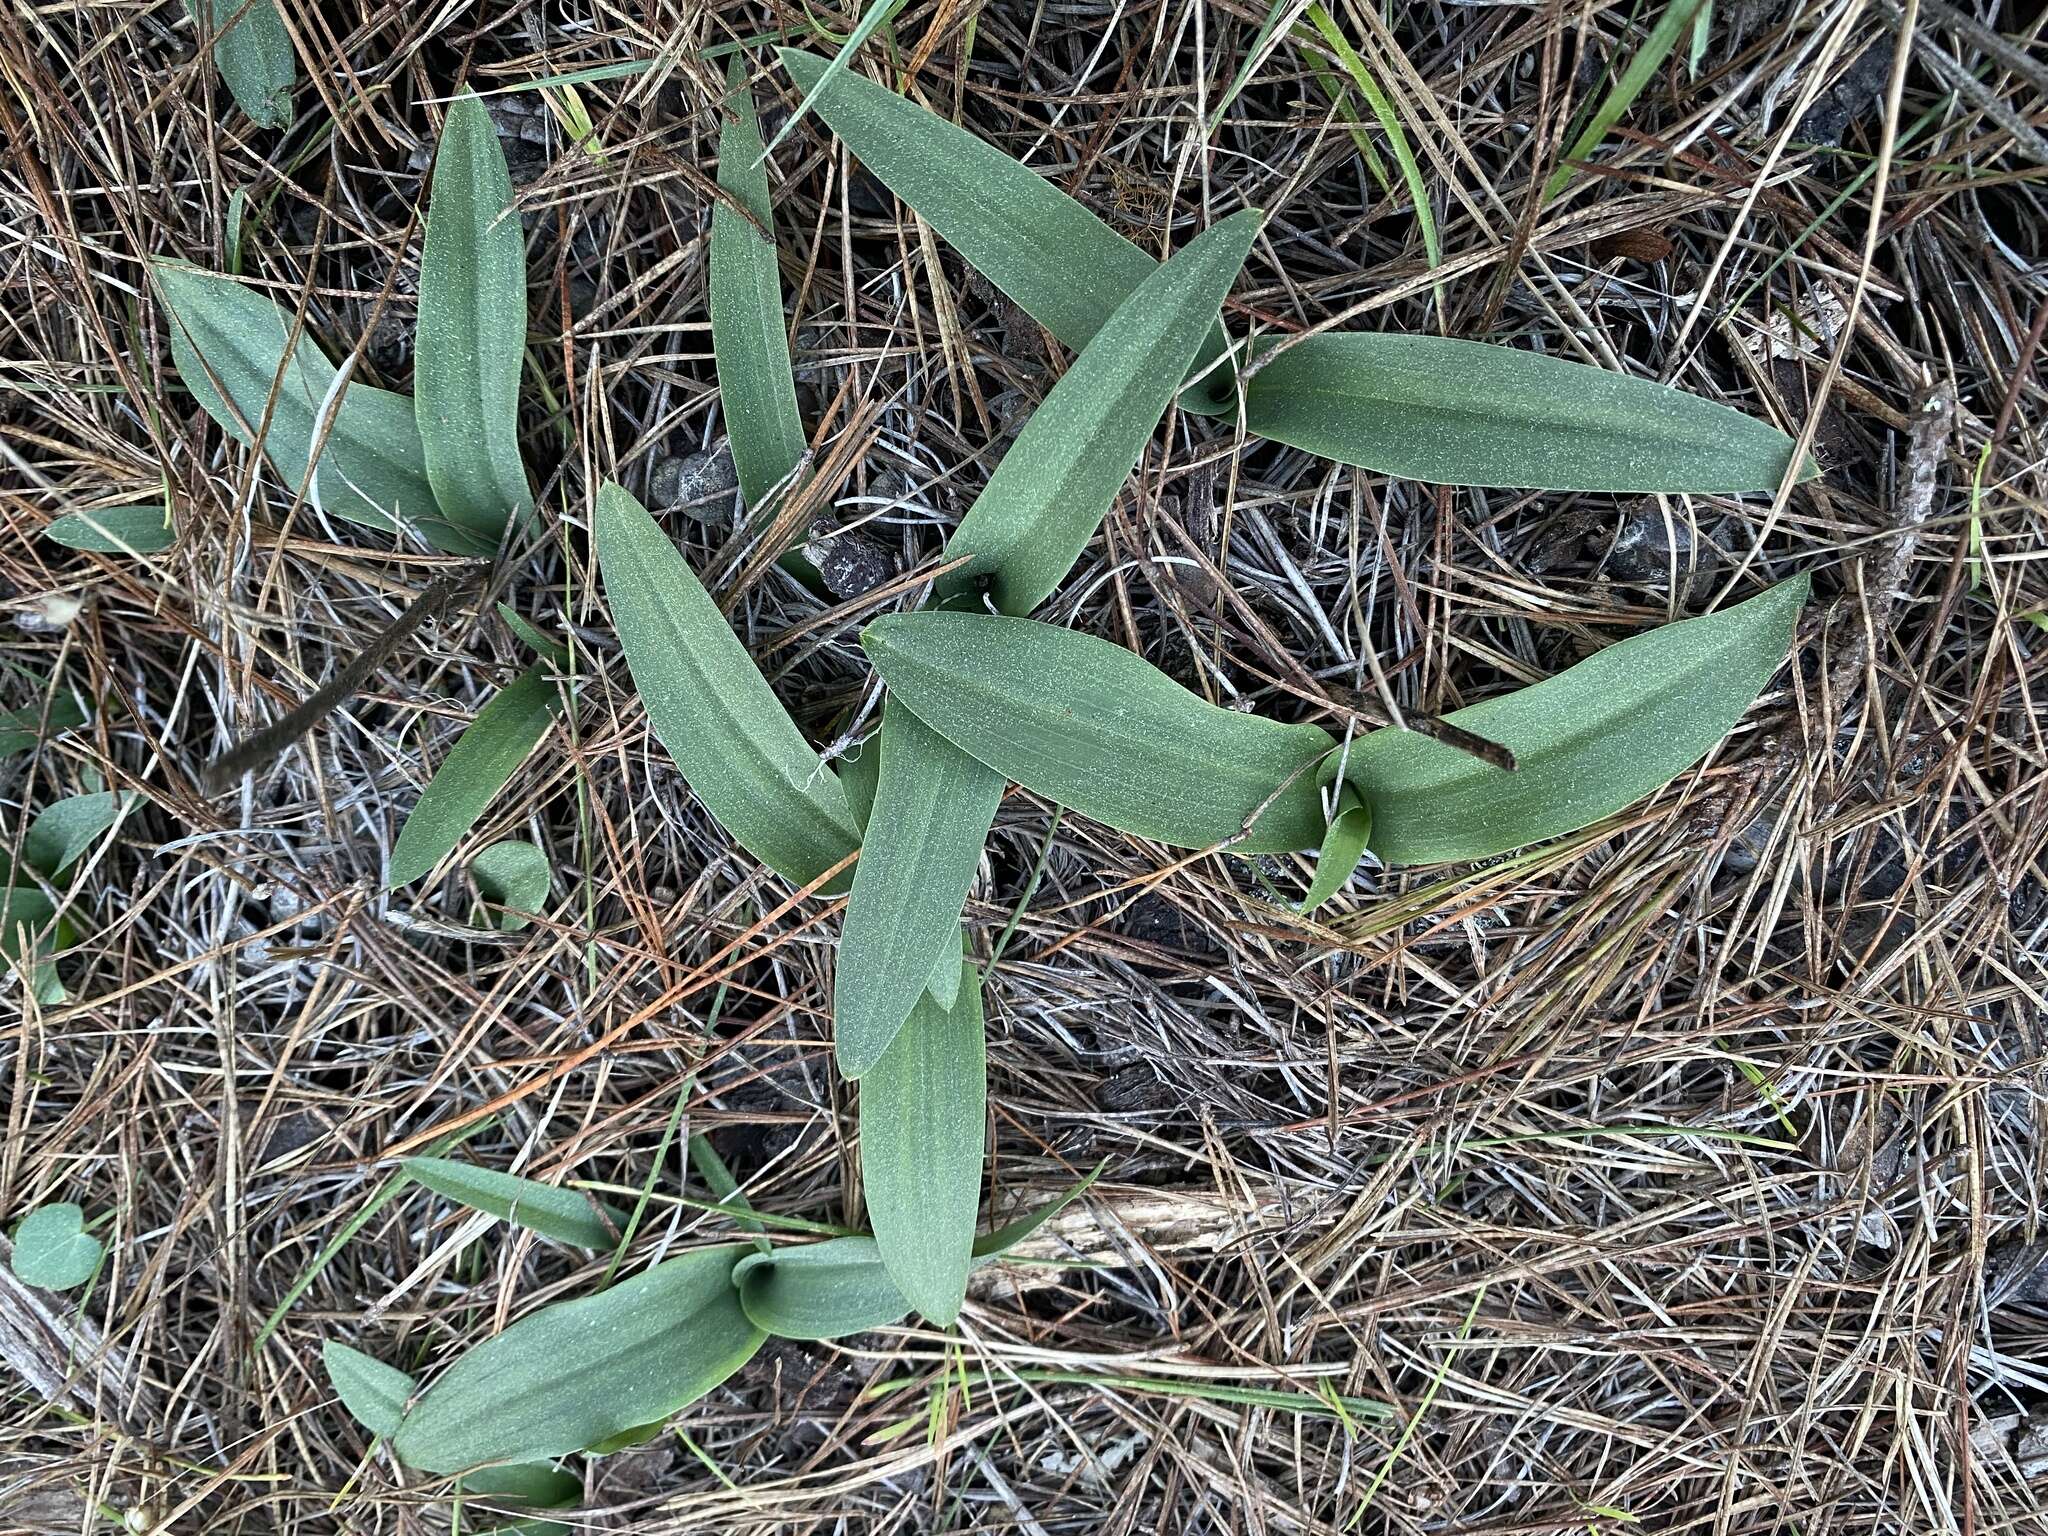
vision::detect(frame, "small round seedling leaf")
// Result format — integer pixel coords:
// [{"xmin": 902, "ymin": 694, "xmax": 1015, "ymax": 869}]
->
[
  {"xmin": 9, "ymin": 1203, "xmax": 103, "ymax": 1290},
  {"xmin": 470, "ymin": 840, "xmax": 550, "ymax": 931}
]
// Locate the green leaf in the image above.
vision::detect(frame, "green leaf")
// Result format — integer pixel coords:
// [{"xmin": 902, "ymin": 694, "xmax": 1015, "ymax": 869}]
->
[
  {"xmin": 779, "ymin": 50, "xmax": 1802, "ymax": 490},
  {"xmin": 7, "ymin": 1203, "xmax": 102, "ymax": 1290},
  {"xmin": 0, "ymin": 694, "xmax": 89, "ymax": 759},
  {"xmin": 859, "ymin": 977, "xmax": 986, "ymax": 1323},
  {"xmin": 470, "ymin": 840, "xmax": 551, "ymax": 931},
  {"xmin": 388, "ymin": 667, "xmax": 564, "ymax": 889},
  {"xmin": 1545, "ymin": 0, "xmax": 1713, "ymax": 201},
  {"xmin": 924, "ymin": 927, "xmax": 966, "ymax": 1011},
  {"xmin": 323, "ymin": 1341, "xmax": 415, "ymax": 1438},
  {"xmin": 417, "ymin": 94, "xmax": 531, "ymax": 541},
  {"xmin": 151, "ymin": 263, "xmax": 489, "ymax": 556},
  {"xmin": 777, "ymin": 49, "xmax": 1231, "ymax": 404},
  {"xmin": 43, "ymin": 505, "xmax": 175, "ymax": 554},
  {"xmin": 462, "ymin": 1462, "xmax": 581, "ymax": 1510},
  {"xmin": 1242, "ymin": 334, "xmax": 1802, "ymax": 493},
  {"xmin": 730, "ymin": 1164, "xmax": 1099, "ymax": 1342},
  {"xmin": 835, "ymin": 728, "xmax": 880, "ymax": 831},
  {"xmin": 584, "ymin": 1422, "xmax": 664, "ymax": 1455},
  {"xmin": 732, "ymin": 1236, "xmax": 911, "ymax": 1340},
  {"xmin": 185, "ymin": 0, "xmax": 295, "ymax": 130},
  {"xmin": 391, "ymin": 1245, "xmax": 762, "ymax": 1473},
  {"xmin": 1297, "ymin": 785, "xmax": 1370, "ymax": 915},
  {"xmin": 594, "ymin": 482, "xmax": 861, "ymax": 888},
  {"xmin": 1, "ymin": 885, "xmax": 77, "ymax": 1002},
  {"xmin": 938, "ymin": 210, "xmax": 1261, "ymax": 615},
  {"xmin": 404, "ymin": 1156, "xmax": 627, "ymax": 1249},
  {"xmin": 23, "ymin": 792, "xmax": 131, "ymax": 880},
  {"xmin": 711, "ymin": 57, "xmax": 808, "ymax": 510},
  {"xmin": 864, "ymin": 612, "xmax": 1336, "ymax": 853},
  {"xmin": 496, "ymin": 605, "xmax": 572, "ymax": 669},
  {"xmin": 1343, "ymin": 576, "xmax": 1808, "ymax": 865},
  {"xmin": 835, "ymin": 701, "xmax": 1002, "ymax": 1077}
]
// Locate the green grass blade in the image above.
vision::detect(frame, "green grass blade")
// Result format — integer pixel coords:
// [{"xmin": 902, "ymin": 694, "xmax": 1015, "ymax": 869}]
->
[
  {"xmin": 864, "ymin": 612, "xmax": 1336, "ymax": 853},
  {"xmin": 186, "ymin": 0, "xmax": 295, "ymax": 130},
  {"xmin": 859, "ymin": 977, "xmax": 986, "ymax": 1324},
  {"xmin": 470, "ymin": 840, "xmax": 551, "ymax": 931},
  {"xmin": 417, "ymin": 94, "xmax": 531, "ymax": 542},
  {"xmin": 777, "ymin": 48, "xmax": 1232, "ymax": 408},
  {"xmin": 23, "ymin": 792, "xmax": 131, "ymax": 880},
  {"xmin": 972, "ymin": 1162, "xmax": 1104, "ymax": 1257},
  {"xmin": 594, "ymin": 482, "xmax": 861, "ymax": 888},
  {"xmin": 938, "ymin": 209, "xmax": 1260, "ymax": 615},
  {"xmin": 1242, "ymin": 333, "xmax": 1804, "ymax": 492},
  {"xmin": 1544, "ymin": 0, "xmax": 1713, "ymax": 202},
  {"xmin": 1300, "ymin": 4, "xmax": 1440, "ymax": 270},
  {"xmin": 762, "ymin": 0, "xmax": 910, "ymax": 160},
  {"xmin": 732, "ymin": 1236, "xmax": 913, "ymax": 1340},
  {"xmin": 151, "ymin": 263, "xmax": 489, "ymax": 555},
  {"xmin": 711, "ymin": 56, "xmax": 809, "ymax": 509},
  {"xmin": 835, "ymin": 701, "xmax": 1002, "ymax": 1077},
  {"xmin": 391, "ymin": 1245, "xmax": 762, "ymax": 1473},
  {"xmin": 322, "ymin": 1342, "xmax": 415, "ymax": 1438},
  {"xmin": 1343, "ymin": 576, "xmax": 1808, "ymax": 865},
  {"xmin": 1298, "ymin": 786, "xmax": 1369, "ymax": 914},
  {"xmin": 388, "ymin": 666, "xmax": 564, "ymax": 888},
  {"xmin": 404, "ymin": 1155, "xmax": 627, "ymax": 1249},
  {"xmin": 43, "ymin": 505, "xmax": 175, "ymax": 554}
]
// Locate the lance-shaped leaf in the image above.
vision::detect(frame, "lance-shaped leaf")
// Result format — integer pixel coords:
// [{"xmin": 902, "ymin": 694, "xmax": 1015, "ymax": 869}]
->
[
  {"xmin": 778, "ymin": 48, "xmax": 1234, "ymax": 409},
  {"xmin": 186, "ymin": 0, "xmax": 295, "ymax": 130},
  {"xmin": 777, "ymin": 50, "xmax": 1803, "ymax": 490},
  {"xmin": 391, "ymin": 1245, "xmax": 761, "ymax": 1473},
  {"xmin": 1342, "ymin": 576, "xmax": 1809, "ymax": 865},
  {"xmin": 22, "ymin": 792, "xmax": 132, "ymax": 881},
  {"xmin": 711, "ymin": 57, "xmax": 808, "ymax": 510},
  {"xmin": 732, "ymin": 1237, "xmax": 910, "ymax": 1340},
  {"xmin": 44, "ymin": 505, "xmax": 175, "ymax": 554},
  {"xmin": 417, "ymin": 94, "xmax": 531, "ymax": 540},
  {"xmin": 859, "ymin": 975, "xmax": 986, "ymax": 1323},
  {"xmin": 834, "ymin": 701, "xmax": 1002, "ymax": 1077},
  {"xmin": 938, "ymin": 210, "xmax": 1261, "ymax": 615},
  {"xmin": 1241, "ymin": 334, "xmax": 1803, "ymax": 493},
  {"xmin": 594, "ymin": 483, "xmax": 861, "ymax": 888},
  {"xmin": 865, "ymin": 612, "xmax": 1336, "ymax": 853},
  {"xmin": 323, "ymin": 1342, "xmax": 415, "ymax": 1438},
  {"xmin": 463, "ymin": 1462, "xmax": 581, "ymax": 1511},
  {"xmin": 152, "ymin": 263, "xmax": 488, "ymax": 555},
  {"xmin": 388, "ymin": 667, "xmax": 564, "ymax": 888},
  {"xmin": 1297, "ymin": 784, "xmax": 1370, "ymax": 914},
  {"xmin": 405, "ymin": 1156, "xmax": 627, "ymax": 1250}
]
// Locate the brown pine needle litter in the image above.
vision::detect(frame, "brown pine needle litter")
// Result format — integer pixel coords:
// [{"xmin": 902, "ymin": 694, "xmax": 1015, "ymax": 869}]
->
[{"xmin": 4, "ymin": 1, "xmax": 2047, "ymax": 1532}]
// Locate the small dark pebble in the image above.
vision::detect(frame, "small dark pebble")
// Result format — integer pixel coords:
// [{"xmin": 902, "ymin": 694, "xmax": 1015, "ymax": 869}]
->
[
  {"xmin": 804, "ymin": 516, "xmax": 896, "ymax": 599},
  {"xmin": 1115, "ymin": 891, "xmax": 1222, "ymax": 961},
  {"xmin": 485, "ymin": 96, "xmax": 552, "ymax": 186},
  {"xmin": 1794, "ymin": 40, "xmax": 1896, "ymax": 150},
  {"xmin": 649, "ymin": 445, "xmax": 741, "ymax": 525},
  {"xmin": 1590, "ymin": 500, "xmax": 1709, "ymax": 583}
]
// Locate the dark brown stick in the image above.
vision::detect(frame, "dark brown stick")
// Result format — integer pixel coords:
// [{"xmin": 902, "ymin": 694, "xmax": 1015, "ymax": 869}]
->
[{"xmin": 200, "ymin": 565, "xmax": 484, "ymax": 795}]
